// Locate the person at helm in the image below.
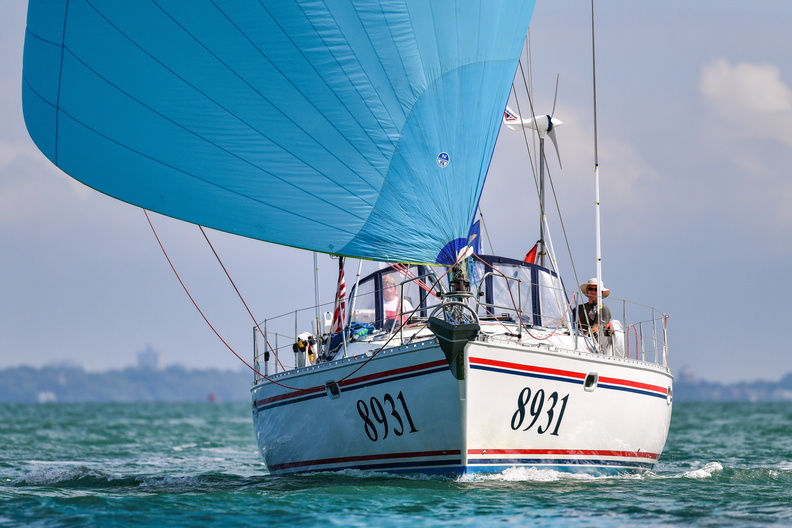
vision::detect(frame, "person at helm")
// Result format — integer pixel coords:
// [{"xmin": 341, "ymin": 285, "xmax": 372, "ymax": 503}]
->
[{"xmin": 576, "ymin": 278, "xmax": 612, "ymax": 346}]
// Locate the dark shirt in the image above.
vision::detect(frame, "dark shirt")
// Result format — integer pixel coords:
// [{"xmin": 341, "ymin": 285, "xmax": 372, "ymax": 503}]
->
[{"xmin": 577, "ymin": 301, "xmax": 611, "ymax": 334}]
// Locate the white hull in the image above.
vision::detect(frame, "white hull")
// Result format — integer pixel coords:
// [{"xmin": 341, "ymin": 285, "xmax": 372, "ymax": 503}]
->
[{"xmin": 251, "ymin": 332, "xmax": 672, "ymax": 476}]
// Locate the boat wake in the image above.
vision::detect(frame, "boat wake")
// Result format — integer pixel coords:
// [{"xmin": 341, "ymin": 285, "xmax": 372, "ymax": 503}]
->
[
  {"xmin": 459, "ymin": 462, "xmax": 732, "ymax": 482},
  {"xmin": 460, "ymin": 466, "xmax": 599, "ymax": 482}
]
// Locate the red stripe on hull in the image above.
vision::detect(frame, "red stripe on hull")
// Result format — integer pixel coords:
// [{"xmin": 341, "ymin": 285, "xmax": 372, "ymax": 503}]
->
[
  {"xmin": 338, "ymin": 359, "xmax": 448, "ymax": 388},
  {"xmin": 471, "ymin": 356, "xmax": 667, "ymax": 395},
  {"xmin": 598, "ymin": 375, "xmax": 666, "ymax": 394},
  {"xmin": 471, "ymin": 356, "xmax": 586, "ymax": 380}
]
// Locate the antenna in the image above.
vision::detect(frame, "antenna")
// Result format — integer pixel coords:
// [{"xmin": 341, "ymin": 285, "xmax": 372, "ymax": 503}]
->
[{"xmin": 591, "ymin": 0, "xmax": 604, "ymax": 352}]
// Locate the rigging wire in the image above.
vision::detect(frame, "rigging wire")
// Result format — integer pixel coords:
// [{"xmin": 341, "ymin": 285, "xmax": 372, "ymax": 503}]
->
[
  {"xmin": 510, "ymin": 27, "xmax": 586, "ymax": 293},
  {"xmin": 513, "ymin": 63, "xmax": 540, "ymax": 195},
  {"xmin": 143, "ymin": 210, "xmax": 262, "ymax": 374},
  {"xmin": 477, "ymin": 37, "xmax": 537, "ymax": 258},
  {"xmin": 476, "ymin": 207, "xmax": 496, "ymax": 255},
  {"xmin": 144, "ymin": 209, "xmax": 309, "ymax": 391},
  {"xmin": 523, "ymin": 31, "xmax": 539, "ymax": 181},
  {"xmin": 144, "ymin": 208, "xmax": 468, "ymax": 394},
  {"xmin": 480, "ymin": 35, "xmax": 544, "ymax": 260},
  {"xmin": 547, "ymin": 171, "xmax": 581, "ymax": 288},
  {"xmin": 198, "ymin": 225, "xmax": 286, "ymax": 371}
]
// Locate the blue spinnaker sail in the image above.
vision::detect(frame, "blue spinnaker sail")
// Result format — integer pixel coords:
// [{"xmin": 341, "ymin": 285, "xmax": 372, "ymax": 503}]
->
[{"xmin": 23, "ymin": 0, "xmax": 536, "ymax": 264}]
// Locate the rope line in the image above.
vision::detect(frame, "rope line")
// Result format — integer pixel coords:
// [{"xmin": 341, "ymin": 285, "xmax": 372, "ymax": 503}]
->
[
  {"xmin": 144, "ymin": 210, "xmax": 304, "ymax": 391},
  {"xmin": 198, "ymin": 226, "xmax": 286, "ymax": 371}
]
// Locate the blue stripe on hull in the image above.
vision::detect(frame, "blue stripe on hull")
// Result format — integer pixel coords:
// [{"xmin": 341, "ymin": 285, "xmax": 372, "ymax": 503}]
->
[
  {"xmin": 596, "ymin": 383, "xmax": 667, "ymax": 399},
  {"xmin": 462, "ymin": 463, "xmax": 653, "ymax": 476},
  {"xmin": 471, "ymin": 364, "xmax": 583, "ymax": 386}
]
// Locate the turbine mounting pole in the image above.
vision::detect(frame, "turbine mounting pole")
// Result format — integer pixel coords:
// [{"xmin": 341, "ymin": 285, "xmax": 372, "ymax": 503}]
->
[{"xmin": 538, "ymin": 135, "xmax": 546, "ymax": 267}]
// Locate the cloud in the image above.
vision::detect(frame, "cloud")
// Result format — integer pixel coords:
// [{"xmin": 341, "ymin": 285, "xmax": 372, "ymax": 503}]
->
[
  {"xmin": 700, "ymin": 58, "xmax": 792, "ymax": 113},
  {"xmin": 699, "ymin": 58, "xmax": 792, "ymax": 148},
  {"xmin": 598, "ymin": 137, "xmax": 659, "ymax": 206},
  {"xmin": 698, "ymin": 58, "xmax": 792, "ymax": 237},
  {"xmin": 0, "ymin": 137, "xmax": 24, "ymax": 172},
  {"xmin": 0, "ymin": 138, "xmax": 101, "ymax": 231}
]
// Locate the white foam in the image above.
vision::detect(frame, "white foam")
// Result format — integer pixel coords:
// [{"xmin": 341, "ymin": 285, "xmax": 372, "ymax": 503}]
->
[
  {"xmin": 460, "ymin": 467, "xmax": 600, "ymax": 483},
  {"xmin": 680, "ymin": 461, "xmax": 723, "ymax": 479},
  {"xmin": 138, "ymin": 475, "xmax": 205, "ymax": 487}
]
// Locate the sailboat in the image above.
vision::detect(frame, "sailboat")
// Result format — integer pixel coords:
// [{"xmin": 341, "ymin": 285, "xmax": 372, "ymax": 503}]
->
[{"xmin": 22, "ymin": 0, "xmax": 672, "ymax": 476}]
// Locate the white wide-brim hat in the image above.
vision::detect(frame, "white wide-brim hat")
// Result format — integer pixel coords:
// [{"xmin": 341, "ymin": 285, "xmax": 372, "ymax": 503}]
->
[{"xmin": 580, "ymin": 278, "xmax": 610, "ymax": 297}]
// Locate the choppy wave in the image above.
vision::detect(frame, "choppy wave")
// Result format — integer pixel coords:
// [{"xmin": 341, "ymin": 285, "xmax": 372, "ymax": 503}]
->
[
  {"xmin": 679, "ymin": 461, "xmax": 724, "ymax": 479},
  {"xmin": 12, "ymin": 466, "xmax": 134, "ymax": 487},
  {"xmin": 15, "ymin": 461, "xmax": 791, "ymax": 491}
]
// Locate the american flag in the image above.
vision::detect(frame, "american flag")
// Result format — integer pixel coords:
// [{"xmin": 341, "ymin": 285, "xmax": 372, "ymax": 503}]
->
[{"xmin": 331, "ymin": 257, "xmax": 346, "ymax": 334}]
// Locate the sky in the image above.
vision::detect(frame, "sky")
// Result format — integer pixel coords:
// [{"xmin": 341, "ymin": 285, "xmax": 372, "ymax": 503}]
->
[{"xmin": 1, "ymin": 1, "xmax": 791, "ymax": 382}]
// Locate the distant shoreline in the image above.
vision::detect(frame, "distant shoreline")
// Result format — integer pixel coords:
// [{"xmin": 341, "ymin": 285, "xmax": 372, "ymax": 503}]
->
[
  {"xmin": 0, "ymin": 365, "xmax": 252, "ymax": 403},
  {"xmin": 0, "ymin": 365, "xmax": 790, "ymax": 403}
]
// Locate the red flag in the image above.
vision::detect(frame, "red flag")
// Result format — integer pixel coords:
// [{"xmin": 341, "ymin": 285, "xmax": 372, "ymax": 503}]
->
[
  {"xmin": 524, "ymin": 242, "xmax": 539, "ymax": 264},
  {"xmin": 331, "ymin": 257, "xmax": 346, "ymax": 333}
]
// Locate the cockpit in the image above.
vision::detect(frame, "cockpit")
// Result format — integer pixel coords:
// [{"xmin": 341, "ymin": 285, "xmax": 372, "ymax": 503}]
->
[{"xmin": 348, "ymin": 255, "xmax": 572, "ymax": 332}]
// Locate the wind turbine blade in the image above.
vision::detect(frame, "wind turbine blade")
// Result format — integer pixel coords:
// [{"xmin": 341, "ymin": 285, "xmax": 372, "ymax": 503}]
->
[
  {"xmin": 551, "ymin": 73, "xmax": 560, "ymax": 117},
  {"xmin": 548, "ymin": 127, "xmax": 562, "ymax": 169}
]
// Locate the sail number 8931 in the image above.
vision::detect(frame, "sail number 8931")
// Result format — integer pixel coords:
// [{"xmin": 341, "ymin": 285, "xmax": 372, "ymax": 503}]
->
[
  {"xmin": 357, "ymin": 391, "xmax": 418, "ymax": 442},
  {"xmin": 511, "ymin": 387, "xmax": 569, "ymax": 436}
]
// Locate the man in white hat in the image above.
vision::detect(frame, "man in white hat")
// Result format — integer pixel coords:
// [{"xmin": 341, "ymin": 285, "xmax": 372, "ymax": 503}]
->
[{"xmin": 576, "ymin": 278, "xmax": 612, "ymax": 349}]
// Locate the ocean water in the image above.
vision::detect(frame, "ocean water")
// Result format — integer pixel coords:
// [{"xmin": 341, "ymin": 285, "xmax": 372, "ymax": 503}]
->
[{"xmin": 1, "ymin": 401, "xmax": 790, "ymax": 527}]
